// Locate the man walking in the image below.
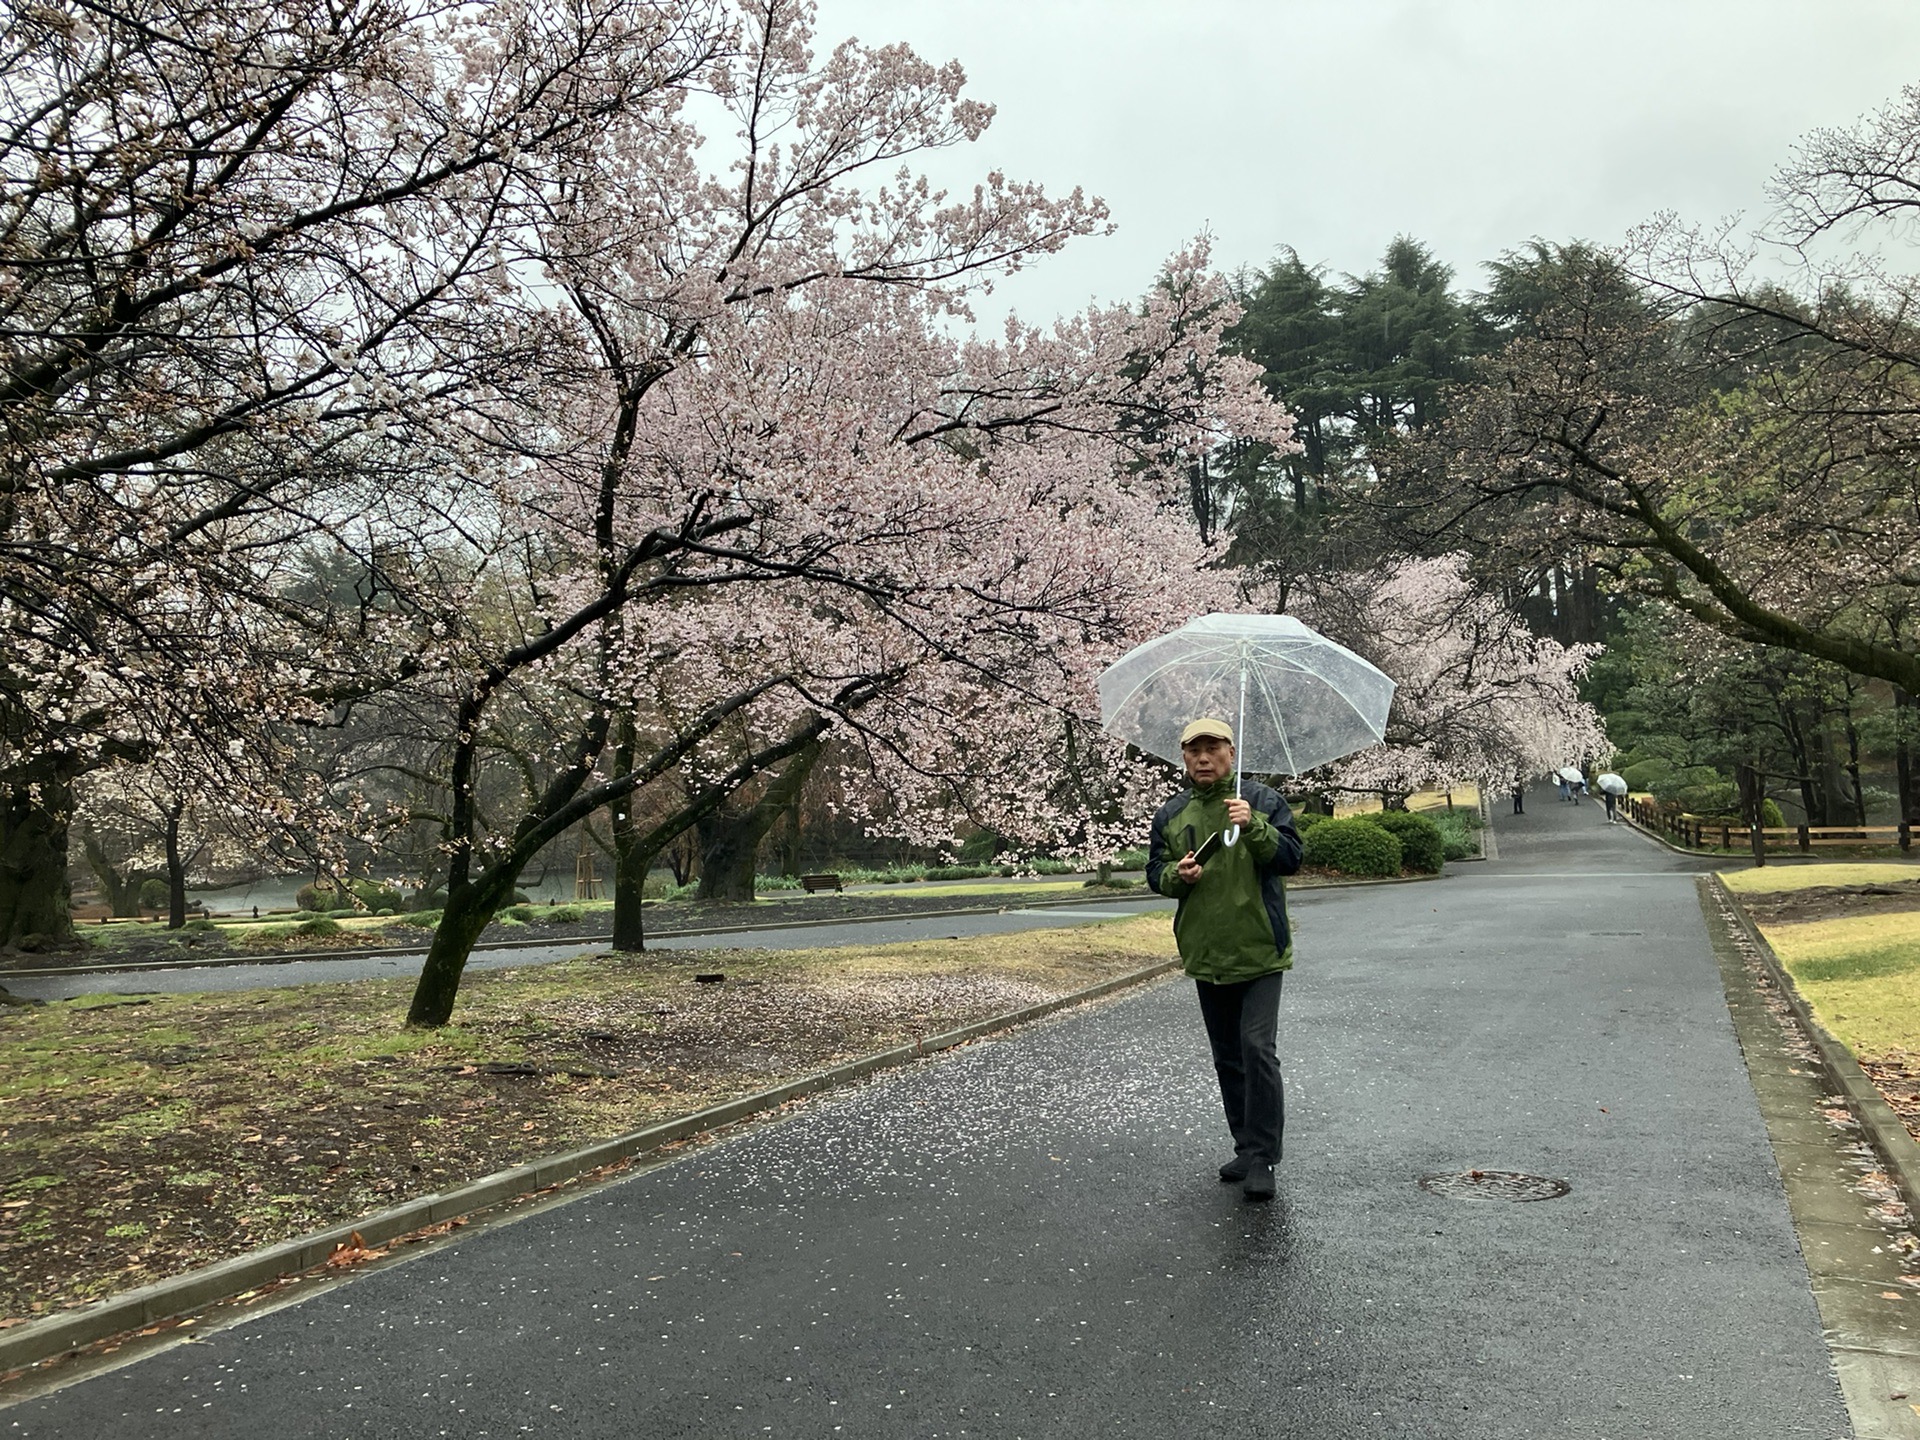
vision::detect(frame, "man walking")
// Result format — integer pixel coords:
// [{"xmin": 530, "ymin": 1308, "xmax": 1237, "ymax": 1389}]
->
[{"xmin": 1146, "ymin": 718, "xmax": 1304, "ymax": 1202}]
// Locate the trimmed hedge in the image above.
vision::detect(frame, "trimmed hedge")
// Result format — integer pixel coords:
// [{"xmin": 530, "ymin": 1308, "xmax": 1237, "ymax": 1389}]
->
[
  {"xmin": 1302, "ymin": 818, "xmax": 1402, "ymax": 878},
  {"xmin": 1356, "ymin": 810, "xmax": 1445, "ymax": 873}
]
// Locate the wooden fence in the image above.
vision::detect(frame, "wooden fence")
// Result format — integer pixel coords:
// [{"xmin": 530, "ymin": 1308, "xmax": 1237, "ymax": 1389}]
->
[{"xmin": 1624, "ymin": 798, "xmax": 1915, "ymax": 856}]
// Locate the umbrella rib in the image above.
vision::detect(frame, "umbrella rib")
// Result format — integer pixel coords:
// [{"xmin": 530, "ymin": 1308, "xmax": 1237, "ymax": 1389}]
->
[
  {"xmin": 1108, "ymin": 645, "xmax": 1243, "ymax": 721},
  {"xmin": 1250, "ymin": 660, "xmax": 1299, "ymax": 776}
]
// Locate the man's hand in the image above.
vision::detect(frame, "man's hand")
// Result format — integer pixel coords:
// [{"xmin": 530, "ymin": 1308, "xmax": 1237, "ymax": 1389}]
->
[
  {"xmin": 1225, "ymin": 797, "xmax": 1252, "ymax": 828},
  {"xmin": 1176, "ymin": 850, "xmax": 1203, "ymax": 884}
]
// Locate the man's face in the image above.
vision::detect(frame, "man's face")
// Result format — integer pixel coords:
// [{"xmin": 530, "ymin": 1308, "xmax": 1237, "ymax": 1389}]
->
[{"xmin": 1182, "ymin": 735, "xmax": 1234, "ymax": 786}]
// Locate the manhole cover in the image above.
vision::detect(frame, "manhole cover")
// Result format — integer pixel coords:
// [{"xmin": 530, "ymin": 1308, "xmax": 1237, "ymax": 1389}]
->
[{"xmin": 1418, "ymin": 1170, "xmax": 1570, "ymax": 1202}]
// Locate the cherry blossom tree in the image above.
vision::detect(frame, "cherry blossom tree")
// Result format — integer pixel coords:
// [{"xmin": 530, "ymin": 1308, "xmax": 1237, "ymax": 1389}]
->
[
  {"xmin": 377, "ymin": 0, "xmax": 1288, "ymax": 1024},
  {"xmin": 1291, "ymin": 555, "xmax": 1608, "ymax": 798},
  {"xmin": 0, "ymin": 0, "xmax": 732, "ymax": 945}
]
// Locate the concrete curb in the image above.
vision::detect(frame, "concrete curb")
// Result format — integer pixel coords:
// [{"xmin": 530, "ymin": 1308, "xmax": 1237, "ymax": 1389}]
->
[
  {"xmin": 0, "ymin": 957, "xmax": 1181, "ymax": 1375},
  {"xmin": 0, "ymin": 892, "xmax": 1168, "ymax": 982},
  {"xmin": 1708, "ymin": 875, "xmax": 1920, "ymax": 1225}
]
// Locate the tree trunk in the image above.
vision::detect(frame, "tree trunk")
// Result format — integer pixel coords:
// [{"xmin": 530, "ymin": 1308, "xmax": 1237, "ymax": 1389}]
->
[
  {"xmin": 0, "ymin": 768, "xmax": 75, "ymax": 947},
  {"xmin": 163, "ymin": 799, "xmax": 187, "ymax": 929},
  {"xmin": 1898, "ymin": 688, "xmax": 1915, "ymax": 824},
  {"xmin": 779, "ymin": 798, "xmax": 802, "ymax": 879},
  {"xmin": 695, "ymin": 807, "xmax": 765, "ymax": 903},
  {"xmin": 609, "ymin": 719, "xmax": 647, "ymax": 952},
  {"xmin": 1844, "ymin": 712, "xmax": 1868, "ymax": 825},
  {"xmin": 696, "ymin": 741, "xmax": 823, "ymax": 903},
  {"xmin": 80, "ymin": 822, "xmax": 140, "ymax": 918},
  {"xmin": 407, "ymin": 866, "xmax": 524, "ymax": 1027}
]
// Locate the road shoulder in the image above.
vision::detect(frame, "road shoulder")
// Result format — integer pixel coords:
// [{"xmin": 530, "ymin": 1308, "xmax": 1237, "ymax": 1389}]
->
[{"xmin": 1701, "ymin": 877, "xmax": 1920, "ymax": 1439}]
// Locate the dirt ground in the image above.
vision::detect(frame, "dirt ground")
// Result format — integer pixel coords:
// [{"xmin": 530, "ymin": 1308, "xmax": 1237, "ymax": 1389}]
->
[
  {"xmin": 0, "ymin": 916, "xmax": 1175, "ymax": 1327},
  {"xmin": 1861, "ymin": 1049, "xmax": 1920, "ymax": 1146},
  {"xmin": 1732, "ymin": 879, "xmax": 1920, "ymax": 928}
]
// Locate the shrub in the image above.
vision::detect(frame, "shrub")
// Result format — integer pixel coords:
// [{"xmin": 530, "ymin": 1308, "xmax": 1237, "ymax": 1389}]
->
[
  {"xmin": 137, "ymin": 878, "xmax": 168, "ymax": 910},
  {"xmin": 756, "ymin": 874, "xmax": 803, "ymax": 890},
  {"xmin": 1761, "ymin": 798, "xmax": 1785, "ymax": 827},
  {"xmin": 1671, "ymin": 779, "xmax": 1738, "ymax": 817},
  {"xmin": 1619, "ymin": 759, "xmax": 1675, "ymax": 795},
  {"xmin": 396, "ymin": 910, "xmax": 441, "ymax": 929},
  {"xmin": 180, "ymin": 917, "xmax": 219, "ymax": 933},
  {"xmin": 547, "ymin": 905, "xmax": 585, "ymax": 924},
  {"xmin": 293, "ymin": 916, "xmax": 342, "ymax": 938},
  {"xmin": 924, "ymin": 864, "xmax": 997, "ymax": 881},
  {"xmin": 1302, "ymin": 818, "xmax": 1402, "ymax": 878},
  {"xmin": 1356, "ymin": 810, "xmax": 1446, "ymax": 873},
  {"xmin": 1111, "ymin": 847, "xmax": 1149, "ymax": 871},
  {"xmin": 505, "ymin": 905, "xmax": 537, "ymax": 923},
  {"xmin": 350, "ymin": 879, "xmax": 406, "ymax": 912},
  {"xmin": 408, "ymin": 888, "xmax": 447, "ymax": 910},
  {"xmin": 1427, "ymin": 809, "xmax": 1483, "ymax": 861},
  {"xmin": 1292, "ymin": 811, "xmax": 1326, "ymax": 836},
  {"xmin": 295, "ymin": 881, "xmax": 340, "ymax": 912}
]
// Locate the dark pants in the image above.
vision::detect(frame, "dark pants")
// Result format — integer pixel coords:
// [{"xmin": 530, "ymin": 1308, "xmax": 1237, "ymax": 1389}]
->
[{"xmin": 1195, "ymin": 972, "xmax": 1285, "ymax": 1166}]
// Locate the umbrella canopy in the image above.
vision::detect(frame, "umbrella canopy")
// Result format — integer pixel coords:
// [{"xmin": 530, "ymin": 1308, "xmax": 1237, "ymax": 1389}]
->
[
  {"xmin": 1556, "ymin": 766, "xmax": 1585, "ymax": 784},
  {"xmin": 1098, "ymin": 613, "xmax": 1395, "ymax": 780},
  {"xmin": 1597, "ymin": 772, "xmax": 1628, "ymax": 796}
]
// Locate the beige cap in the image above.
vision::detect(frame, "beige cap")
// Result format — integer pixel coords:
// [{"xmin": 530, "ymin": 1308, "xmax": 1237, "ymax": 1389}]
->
[{"xmin": 1179, "ymin": 717, "xmax": 1234, "ymax": 746}]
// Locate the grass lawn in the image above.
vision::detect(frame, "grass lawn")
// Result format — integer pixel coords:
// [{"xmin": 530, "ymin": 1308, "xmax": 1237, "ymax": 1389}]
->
[
  {"xmin": 0, "ymin": 914, "xmax": 1175, "ymax": 1322},
  {"xmin": 1719, "ymin": 862, "xmax": 1920, "ymax": 895},
  {"xmin": 1757, "ymin": 910, "xmax": 1920, "ymax": 1058}
]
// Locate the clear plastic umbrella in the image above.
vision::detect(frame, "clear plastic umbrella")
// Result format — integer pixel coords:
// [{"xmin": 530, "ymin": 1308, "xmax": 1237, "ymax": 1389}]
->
[
  {"xmin": 1099, "ymin": 614, "xmax": 1396, "ymax": 823},
  {"xmin": 1597, "ymin": 772, "xmax": 1628, "ymax": 796},
  {"xmin": 1556, "ymin": 766, "xmax": 1585, "ymax": 784}
]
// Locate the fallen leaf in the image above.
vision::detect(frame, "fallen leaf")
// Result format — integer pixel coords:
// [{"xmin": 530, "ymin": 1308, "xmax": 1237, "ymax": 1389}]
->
[
  {"xmin": 1881, "ymin": 1291, "xmax": 1904, "ymax": 1301},
  {"xmin": 325, "ymin": 1230, "xmax": 385, "ymax": 1267},
  {"xmin": 647, "ymin": 1275, "xmax": 665, "ymax": 1282}
]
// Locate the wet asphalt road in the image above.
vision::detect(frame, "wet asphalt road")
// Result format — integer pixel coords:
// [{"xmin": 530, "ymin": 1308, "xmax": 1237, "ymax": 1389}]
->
[
  {"xmin": 1, "ymin": 902, "xmax": 1176, "ymax": 1001},
  {"xmin": 5, "ymin": 795, "xmax": 1853, "ymax": 1438}
]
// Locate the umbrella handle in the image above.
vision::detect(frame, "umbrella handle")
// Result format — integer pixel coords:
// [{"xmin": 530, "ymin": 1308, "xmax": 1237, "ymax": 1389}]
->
[{"xmin": 1223, "ymin": 824, "xmax": 1241, "ymax": 848}]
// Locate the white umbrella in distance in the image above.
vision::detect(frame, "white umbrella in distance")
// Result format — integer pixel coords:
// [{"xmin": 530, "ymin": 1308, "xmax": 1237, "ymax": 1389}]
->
[
  {"xmin": 1556, "ymin": 766, "xmax": 1585, "ymax": 784},
  {"xmin": 1099, "ymin": 614, "xmax": 1396, "ymax": 845},
  {"xmin": 1597, "ymin": 772, "xmax": 1628, "ymax": 796}
]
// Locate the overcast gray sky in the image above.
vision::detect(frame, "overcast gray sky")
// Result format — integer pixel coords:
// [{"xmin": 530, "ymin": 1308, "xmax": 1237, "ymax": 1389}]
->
[{"xmin": 813, "ymin": 0, "xmax": 1920, "ymax": 326}]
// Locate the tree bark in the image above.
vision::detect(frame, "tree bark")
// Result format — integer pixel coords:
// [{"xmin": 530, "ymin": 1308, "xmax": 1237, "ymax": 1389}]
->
[
  {"xmin": 163, "ymin": 798, "xmax": 187, "ymax": 929},
  {"xmin": 1844, "ymin": 710, "xmax": 1868, "ymax": 825},
  {"xmin": 609, "ymin": 718, "xmax": 647, "ymax": 953},
  {"xmin": 406, "ymin": 866, "xmax": 524, "ymax": 1027},
  {"xmin": 80, "ymin": 822, "xmax": 141, "ymax": 918},
  {"xmin": 695, "ymin": 741, "xmax": 823, "ymax": 903},
  {"xmin": 1897, "ymin": 688, "xmax": 1915, "ymax": 825},
  {"xmin": 0, "ymin": 767, "xmax": 75, "ymax": 946}
]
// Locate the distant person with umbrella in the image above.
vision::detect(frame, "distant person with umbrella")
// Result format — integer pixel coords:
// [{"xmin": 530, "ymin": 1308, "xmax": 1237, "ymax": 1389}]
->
[
  {"xmin": 1597, "ymin": 771, "xmax": 1628, "ymax": 823},
  {"xmin": 1100, "ymin": 613, "xmax": 1393, "ymax": 1203},
  {"xmin": 1145, "ymin": 717, "xmax": 1304, "ymax": 1202}
]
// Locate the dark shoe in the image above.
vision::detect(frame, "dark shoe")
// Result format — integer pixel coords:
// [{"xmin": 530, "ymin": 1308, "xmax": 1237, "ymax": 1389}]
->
[
  {"xmin": 1242, "ymin": 1163, "xmax": 1275, "ymax": 1201},
  {"xmin": 1218, "ymin": 1155, "xmax": 1251, "ymax": 1183}
]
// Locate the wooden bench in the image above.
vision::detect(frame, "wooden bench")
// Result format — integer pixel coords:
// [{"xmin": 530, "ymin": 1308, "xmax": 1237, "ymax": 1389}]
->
[{"xmin": 800, "ymin": 873, "xmax": 844, "ymax": 894}]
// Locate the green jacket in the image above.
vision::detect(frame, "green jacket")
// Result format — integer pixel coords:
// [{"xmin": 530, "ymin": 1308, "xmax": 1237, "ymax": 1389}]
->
[{"xmin": 1146, "ymin": 778, "xmax": 1304, "ymax": 983}]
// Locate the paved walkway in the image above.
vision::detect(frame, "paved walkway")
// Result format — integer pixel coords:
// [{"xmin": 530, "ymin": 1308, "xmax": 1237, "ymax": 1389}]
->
[{"xmin": 4, "ymin": 793, "xmax": 1857, "ymax": 1437}]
